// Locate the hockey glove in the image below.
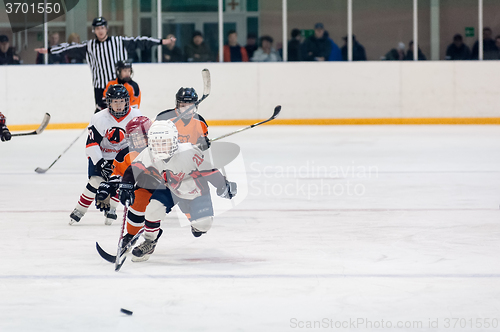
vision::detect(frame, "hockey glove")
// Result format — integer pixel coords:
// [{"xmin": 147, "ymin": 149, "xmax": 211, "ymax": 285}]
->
[
  {"xmin": 1, "ymin": 126, "xmax": 11, "ymax": 142},
  {"xmin": 95, "ymin": 182, "xmax": 116, "ymax": 212},
  {"xmin": 118, "ymin": 183, "xmax": 135, "ymax": 206},
  {"xmin": 196, "ymin": 135, "xmax": 211, "ymax": 151},
  {"xmin": 95, "ymin": 159, "xmax": 113, "ymax": 180},
  {"xmin": 217, "ymin": 180, "xmax": 237, "ymax": 199}
]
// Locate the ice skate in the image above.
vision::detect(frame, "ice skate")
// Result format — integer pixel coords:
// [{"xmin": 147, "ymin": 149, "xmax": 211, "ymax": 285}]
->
[
  {"xmin": 69, "ymin": 209, "xmax": 84, "ymax": 225},
  {"xmin": 131, "ymin": 229, "xmax": 163, "ymax": 262}
]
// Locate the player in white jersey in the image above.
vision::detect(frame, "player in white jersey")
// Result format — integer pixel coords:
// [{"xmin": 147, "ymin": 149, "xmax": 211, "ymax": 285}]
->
[
  {"xmin": 118, "ymin": 120, "xmax": 237, "ymax": 262},
  {"xmin": 69, "ymin": 84, "xmax": 141, "ymax": 225}
]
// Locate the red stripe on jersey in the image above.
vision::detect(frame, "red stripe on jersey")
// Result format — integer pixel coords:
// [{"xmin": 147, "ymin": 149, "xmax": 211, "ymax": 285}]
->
[{"xmin": 86, "ymin": 142, "xmax": 99, "ymax": 148}]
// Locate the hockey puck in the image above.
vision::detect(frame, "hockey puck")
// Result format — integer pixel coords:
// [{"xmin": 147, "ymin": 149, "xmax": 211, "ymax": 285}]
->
[{"xmin": 120, "ymin": 308, "xmax": 133, "ymax": 315}]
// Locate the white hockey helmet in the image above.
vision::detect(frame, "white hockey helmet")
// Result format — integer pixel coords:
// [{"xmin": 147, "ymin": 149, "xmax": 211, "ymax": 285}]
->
[{"xmin": 147, "ymin": 120, "xmax": 179, "ymax": 160}]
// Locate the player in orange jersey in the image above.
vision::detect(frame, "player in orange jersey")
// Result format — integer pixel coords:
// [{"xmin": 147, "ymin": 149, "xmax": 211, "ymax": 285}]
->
[
  {"xmin": 103, "ymin": 60, "xmax": 141, "ymax": 109},
  {"xmin": 156, "ymin": 87, "xmax": 211, "ymax": 151}
]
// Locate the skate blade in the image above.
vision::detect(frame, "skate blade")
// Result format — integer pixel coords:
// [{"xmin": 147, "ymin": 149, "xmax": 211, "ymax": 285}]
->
[{"xmin": 131, "ymin": 254, "xmax": 151, "ymax": 262}]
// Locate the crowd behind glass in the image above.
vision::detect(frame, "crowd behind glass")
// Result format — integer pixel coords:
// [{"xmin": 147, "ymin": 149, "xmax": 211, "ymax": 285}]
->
[{"xmin": 1, "ymin": 23, "xmax": 500, "ymax": 65}]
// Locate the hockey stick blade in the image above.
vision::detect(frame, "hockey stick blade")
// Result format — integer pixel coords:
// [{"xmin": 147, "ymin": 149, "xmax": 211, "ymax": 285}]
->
[
  {"xmin": 96, "ymin": 242, "xmax": 116, "ymax": 263},
  {"xmin": 35, "ymin": 128, "xmax": 87, "ymax": 173},
  {"xmin": 210, "ymin": 105, "xmax": 282, "ymax": 143},
  {"xmin": 11, "ymin": 113, "xmax": 51, "ymax": 137}
]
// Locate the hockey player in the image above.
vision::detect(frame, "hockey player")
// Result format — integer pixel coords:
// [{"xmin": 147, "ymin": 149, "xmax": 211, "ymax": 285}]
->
[
  {"xmin": 69, "ymin": 84, "xmax": 141, "ymax": 225},
  {"xmin": 103, "ymin": 60, "xmax": 141, "ymax": 109},
  {"xmin": 156, "ymin": 87, "xmax": 211, "ymax": 151},
  {"xmin": 94, "ymin": 116, "xmax": 157, "ymax": 248},
  {"xmin": 0, "ymin": 112, "xmax": 11, "ymax": 142},
  {"xmin": 118, "ymin": 120, "xmax": 237, "ymax": 262}
]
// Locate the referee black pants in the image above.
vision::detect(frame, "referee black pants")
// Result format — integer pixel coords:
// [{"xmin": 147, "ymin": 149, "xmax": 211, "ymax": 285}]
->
[{"xmin": 94, "ymin": 88, "xmax": 106, "ymax": 113}]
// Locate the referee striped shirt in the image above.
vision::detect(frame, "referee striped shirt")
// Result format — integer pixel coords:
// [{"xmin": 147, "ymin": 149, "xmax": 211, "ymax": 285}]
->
[{"xmin": 50, "ymin": 36, "xmax": 162, "ymax": 89}]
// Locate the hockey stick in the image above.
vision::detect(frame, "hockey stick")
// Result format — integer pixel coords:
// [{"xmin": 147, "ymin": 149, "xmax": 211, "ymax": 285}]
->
[
  {"xmin": 96, "ymin": 227, "xmax": 144, "ymax": 264},
  {"xmin": 172, "ymin": 68, "xmax": 211, "ymax": 124},
  {"xmin": 209, "ymin": 105, "xmax": 281, "ymax": 143},
  {"xmin": 11, "ymin": 113, "xmax": 51, "ymax": 137},
  {"xmin": 115, "ymin": 202, "xmax": 129, "ymax": 271},
  {"xmin": 35, "ymin": 128, "xmax": 87, "ymax": 173}
]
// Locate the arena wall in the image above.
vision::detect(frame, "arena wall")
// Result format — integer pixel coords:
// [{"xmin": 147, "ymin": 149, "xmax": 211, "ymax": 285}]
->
[{"xmin": 1, "ymin": 61, "xmax": 500, "ymax": 130}]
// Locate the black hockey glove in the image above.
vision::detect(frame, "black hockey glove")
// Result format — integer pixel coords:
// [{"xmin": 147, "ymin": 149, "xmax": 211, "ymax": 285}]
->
[
  {"xmin": 1, "ymin": 125, "xmax": 11, "ymax": 142},
  {"xmin": 118, "ymin": 183, "xmax": 135, "ymax": 206},
  {"xmin": 95, "ymin": 159, "xmax": 113, "ymax": 180},
  {"xmin": 95, "ymin": 182, "xmax": 116, "ymax": 212},
  {"xmin": 217, "ymin": 180, "xmax": 237, "ymax": 199},
  {"xmin": 196, "ymin": 135, "xmax": 211, "ymax": 151}
]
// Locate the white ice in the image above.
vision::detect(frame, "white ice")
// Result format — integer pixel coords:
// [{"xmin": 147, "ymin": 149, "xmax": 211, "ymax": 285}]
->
[{"xmin": 1, "ymin": 125, "xmax": 499, "ymax": 331}]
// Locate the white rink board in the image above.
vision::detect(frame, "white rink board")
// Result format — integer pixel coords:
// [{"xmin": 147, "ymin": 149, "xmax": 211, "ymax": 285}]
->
[
  {"xmin": 1, "ymin": 61, "xmax": 500, "ymax": 126},
  {"xmin": 1, "ymin": 125, "xmax": 500, "ymax": 331}
]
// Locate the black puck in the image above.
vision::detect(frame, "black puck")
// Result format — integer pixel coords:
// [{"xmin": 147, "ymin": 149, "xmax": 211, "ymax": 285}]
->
[{"xmin": 120, "ymin": 308, "xmax": 133, "ymax": 315}]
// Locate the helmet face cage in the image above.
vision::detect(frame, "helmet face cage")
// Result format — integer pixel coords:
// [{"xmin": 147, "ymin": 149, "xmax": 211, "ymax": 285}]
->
[
  {"xmin": 107, "ymin": 96, "xmax": 130, "ymax": 118},
  {"xmin": 148, "ymin": 121, "xmax": 179, "ymax": 160},
  {"xmin": 126, "ymin": 116, "xmax": 152, "ymax": 150},
  {"xmin": 126, "ymin": 131, "xmax": 148, "ymax": 150},
  {"xmin": 106, "ymin": 85, "xmax": 130, "ymax": 118}
]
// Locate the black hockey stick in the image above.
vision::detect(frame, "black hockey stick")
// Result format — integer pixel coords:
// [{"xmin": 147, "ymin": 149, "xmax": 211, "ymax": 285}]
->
[
  {"xmin": 209, "ymin": 105, "xmax": 281, "ymax": 143},
  {"xmin": 11, "ymin": 113, "xmax": 51, "ymax": 137},
  {"xmin": 172, "ymin": 68, "xmax": 211, "ymax": 124},
  {"xmin": 35, "ymin": 128, "xmax": 87, "ymax": 173},
  {"xmin": 96, "ymin": 228, "xmax": 144, "ymax": 264}
]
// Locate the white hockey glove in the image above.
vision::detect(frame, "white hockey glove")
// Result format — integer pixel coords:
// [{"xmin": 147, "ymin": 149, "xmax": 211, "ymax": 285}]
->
[{"xmin": 217, "ymin": 180, "xmax": 237, "ymax": 199}]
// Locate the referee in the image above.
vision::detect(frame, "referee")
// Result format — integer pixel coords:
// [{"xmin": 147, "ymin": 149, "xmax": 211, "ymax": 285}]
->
[{"xmin": 35, "ymin": 17, "xmax": 175, "ymax": 112}]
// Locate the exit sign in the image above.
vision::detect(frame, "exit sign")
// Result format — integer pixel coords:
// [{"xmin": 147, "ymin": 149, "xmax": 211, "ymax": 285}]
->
[{"xmin": 465, "ymin": 27, "xmax": 475, "ymax": 37}]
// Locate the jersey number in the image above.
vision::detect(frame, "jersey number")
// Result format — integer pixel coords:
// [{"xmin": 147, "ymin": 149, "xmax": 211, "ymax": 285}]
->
[{"xmin": 193, "ymin": 154, "xmax": 203, "ymax": 167}]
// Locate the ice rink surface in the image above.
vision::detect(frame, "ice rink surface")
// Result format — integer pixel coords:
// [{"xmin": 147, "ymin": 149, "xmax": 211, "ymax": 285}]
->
[{"xmin": 1, "ymin": 125, "xmax": 500, "ymax": 331}]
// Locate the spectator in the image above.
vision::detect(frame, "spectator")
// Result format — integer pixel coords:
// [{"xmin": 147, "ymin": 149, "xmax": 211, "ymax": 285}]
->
[
  {"xmin": 445, "ymin": 34, "xmax": 471, "ymax": 60},
  {"xmin": 405, "ymin": 41, "xmax": 427, "ymax": 60},
  {"xmin": 66, "ymin": 33, "xmax": 85, "ymax": 63},
  {"xmin": 245, "ymin": 33, "xmax": 258, "ymax": 59},
  {"xmin": 251, "ymin": 35, "xmax": 281, "ymax": 62},
  {"xmin": 341, "ymin": 35, "xmax": 367, "ymax": 61},
  {"xmin": 0, "ymin": 35, "xmax": 20, "ymax": 65},
  {"xmin": 185, "ymin": 31, "xmax": 212, "ymax": 62},
  {"xmin": 471, "ymin": 27, "xmax": 499, "ymax": 60},
  {"xmin": 36, "ymin": 32, "xmax": 67, "ymax": 64},
  {"xmin": 222, "ymin": 30, "xmax": 248, "ymax": 62},
  {"xmin": 288, "ymin": 28, "xmax": 302, "ymax": 61},
  {"xmin": 383, "ymin": 42, "xmax": 406, "ymax": 60},
  {"xmin": 301, "ymin": 23, "xmax": 332, "ymax": 61},
  {"xmin": 162, "ymin": 34, "xmax": 183, "ymax": 62}
]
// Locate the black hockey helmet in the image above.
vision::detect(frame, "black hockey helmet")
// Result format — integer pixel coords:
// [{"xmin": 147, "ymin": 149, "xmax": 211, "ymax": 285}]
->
[
  {"xmin": 92, "ymin": 17, "xmax": 108, "ymax": 27},
  {"xmin": 176, "ymin": 87, "xmax": 198, "ymax": 107},
  {"xmin": 115, "ymin": 60, "xmax": 133, "ymax": 80},
  {"xmin": 106, "ymin": 84, "xmax": 130, "ymax": 118}
]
